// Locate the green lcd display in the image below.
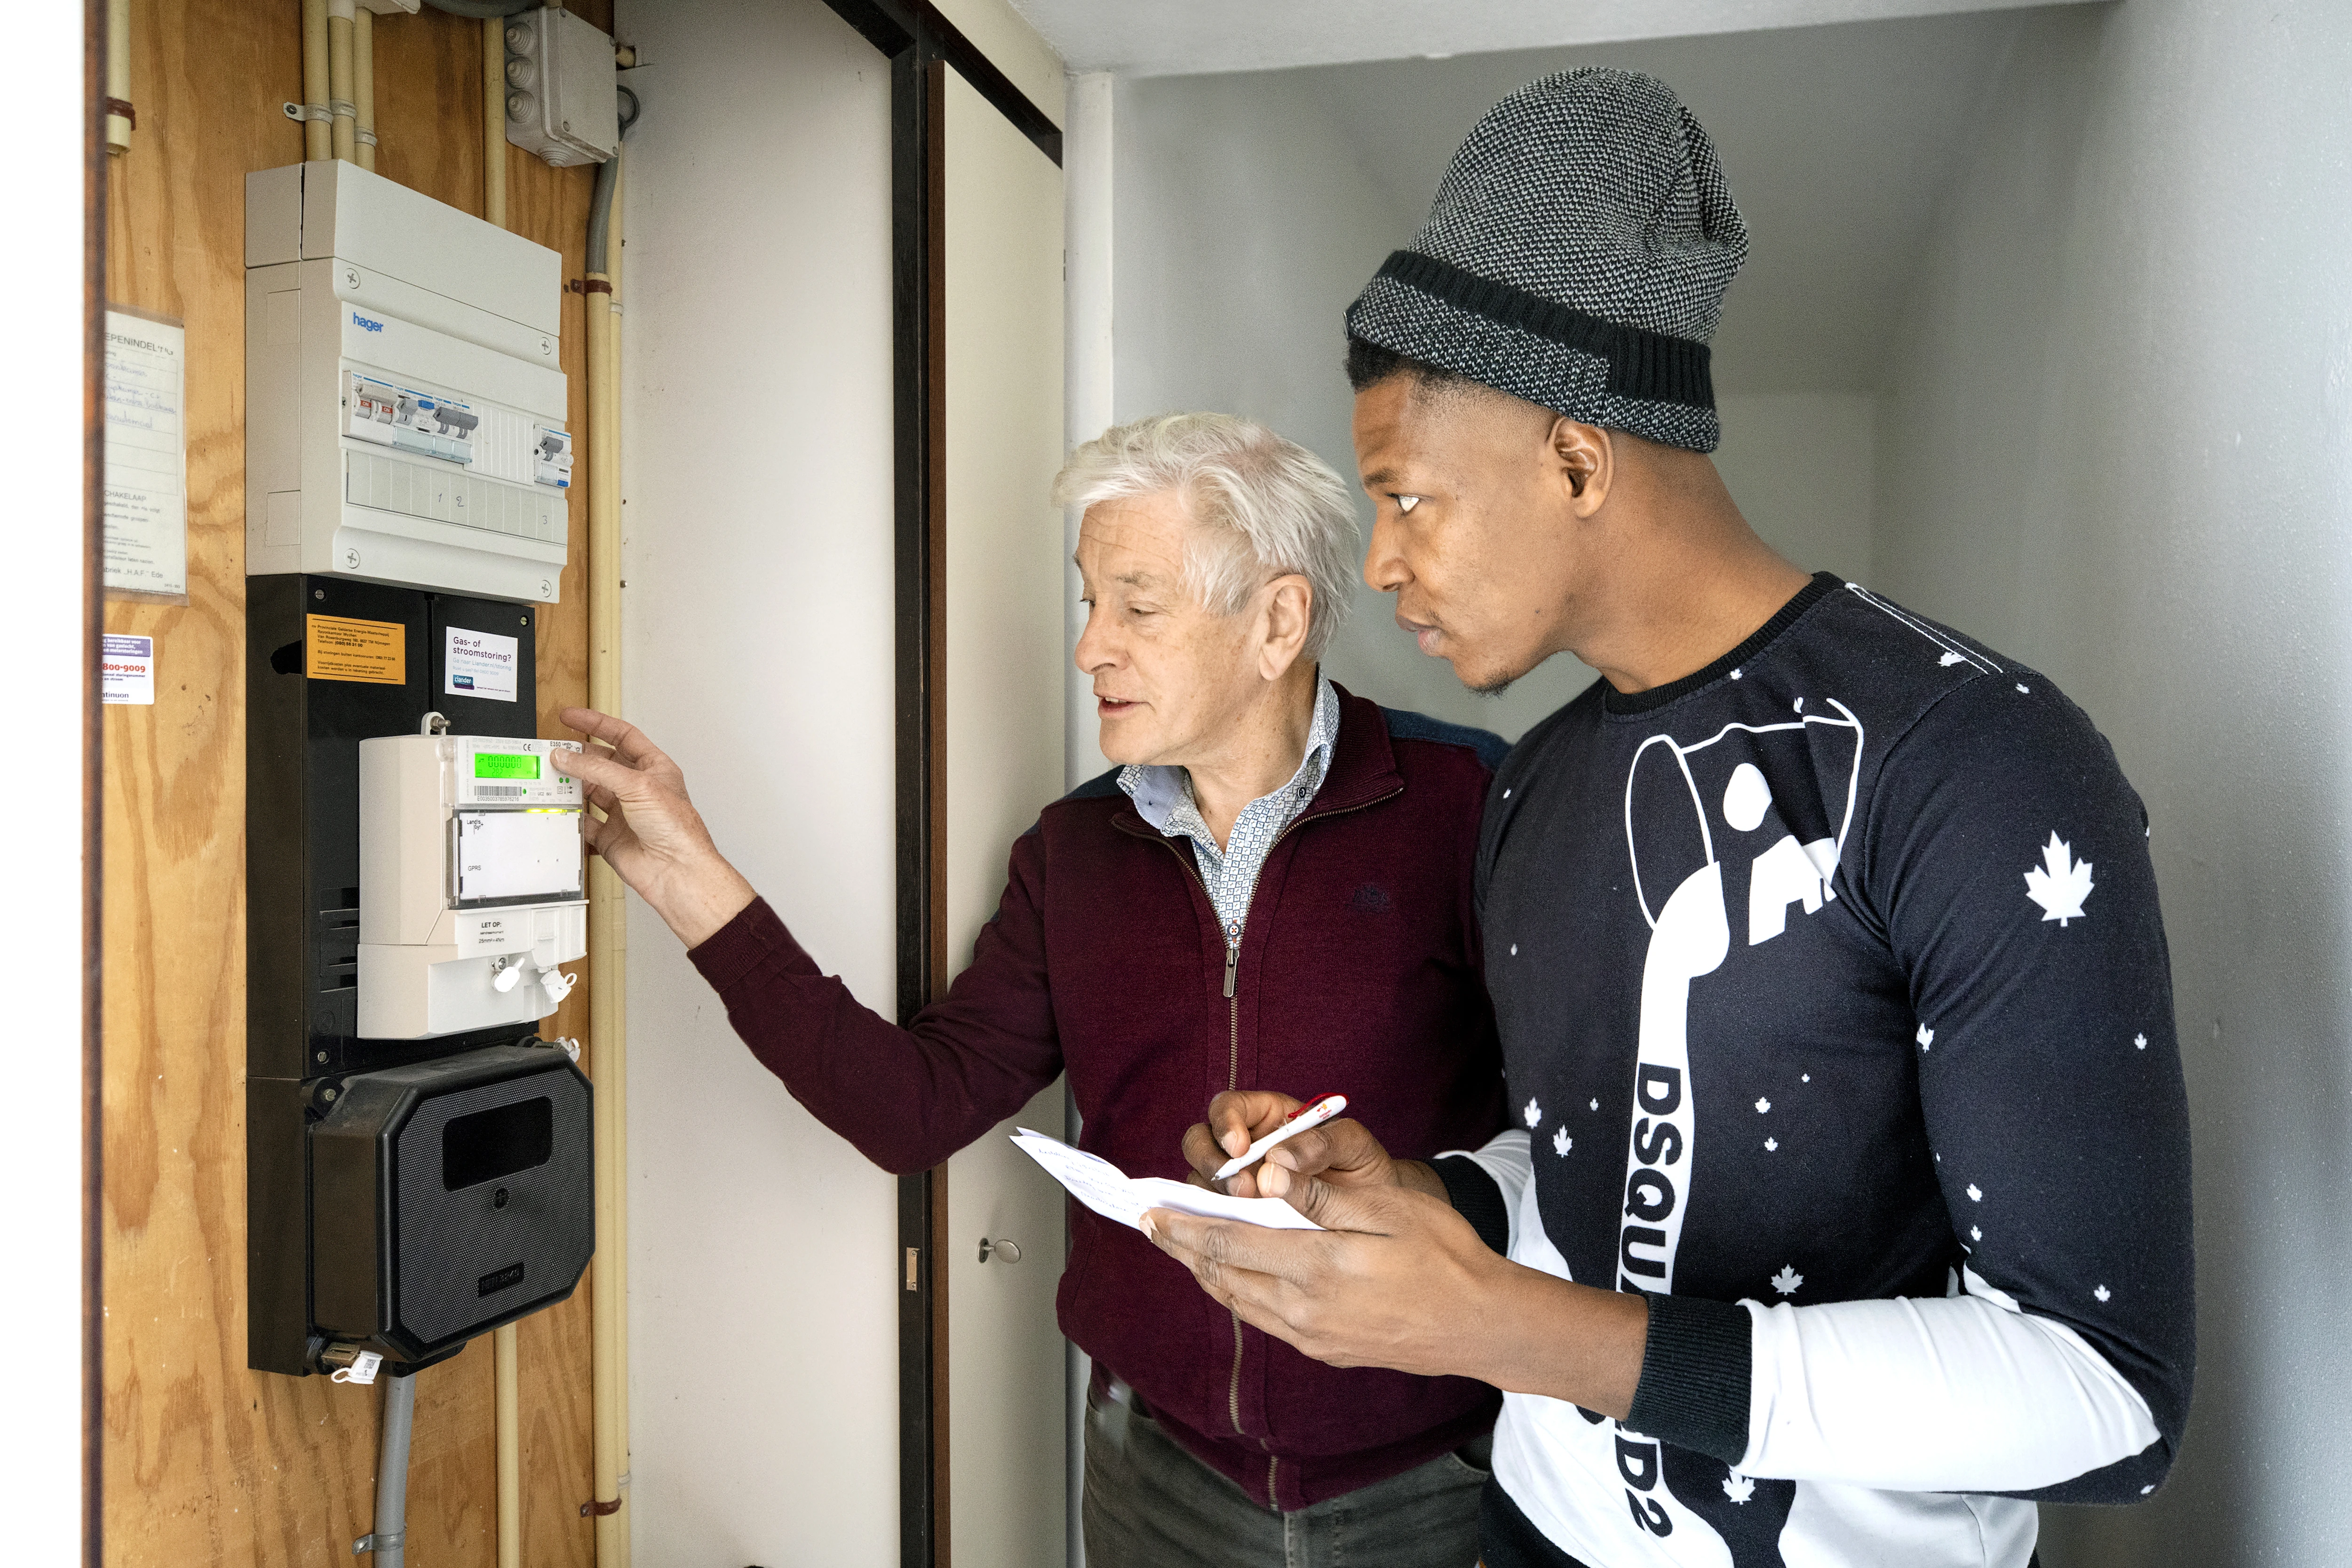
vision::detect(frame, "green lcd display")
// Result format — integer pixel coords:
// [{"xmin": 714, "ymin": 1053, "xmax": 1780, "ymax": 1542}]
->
[{"xmin": 473, "ymin": 752, "xmax": 541, "ymax": 780}]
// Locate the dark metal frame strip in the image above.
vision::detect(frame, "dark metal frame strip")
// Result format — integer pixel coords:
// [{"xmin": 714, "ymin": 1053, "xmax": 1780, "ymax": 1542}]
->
[{"xmin": 818, "ymin": 1, "xmax": 1062, "ymax": 1564}]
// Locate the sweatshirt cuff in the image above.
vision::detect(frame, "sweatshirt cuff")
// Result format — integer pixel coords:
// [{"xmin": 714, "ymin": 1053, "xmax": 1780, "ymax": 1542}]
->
[
  {"xmin": 1431, "ymin": 1154, "xmax": 1511, "ymax": 1255},
  {"xmin": 1625, "ymin": 1294, "xmax": 1753, "ymax": 1465},
  {"xmin": 685, "ymin": 895, "xmax": 800, "ymax": 995}
]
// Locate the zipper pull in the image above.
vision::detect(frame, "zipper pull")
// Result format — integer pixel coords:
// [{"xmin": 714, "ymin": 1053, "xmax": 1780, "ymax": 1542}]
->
[{"xmin": 1223, "ymin": 944, "xmax": 1238, "ymax": 999}]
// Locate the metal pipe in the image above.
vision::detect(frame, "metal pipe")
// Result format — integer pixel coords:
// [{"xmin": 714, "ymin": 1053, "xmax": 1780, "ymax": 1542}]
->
[
  {"xmin": 495, "ymin": 1322, "xmax": 521, "ymax": 1568},
  {"xmin": 609, "ymin": 143, "xmax": 632, "ymax": 1504},
  {"xmin": 587, "ymin": 133, "xmax": 629, "ymax": 1568},
  {"xmin": 353, "ymin": 4, "xmax": 375, "ymax": 171},
  {"xmin": 481, "ymin": 16, "xmax": 505, "ymax": 226},
  {"xmin": 476, "ymin": 84, "xmax": 520, "ymax": 1568},
  {"xmin": 301, "ymin": 0, "xmax": 331, "ymax": 161},
  {"xmin": 327, "ymin": 0, "xmax": 357, "ymax": 162},
  {"xmin": 105, "ymin": 0, "xmax": 131, "ymax": 154},
  {"xmin": 360, "ymin": 1372, "xmax": 418, "ymax": 1568}
]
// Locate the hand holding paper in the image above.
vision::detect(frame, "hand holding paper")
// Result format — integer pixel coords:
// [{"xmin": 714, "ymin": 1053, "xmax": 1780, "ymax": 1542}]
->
[{"xmin": 1009, "ymin": 1128, "xmax": 1323, "ymax": 1233}]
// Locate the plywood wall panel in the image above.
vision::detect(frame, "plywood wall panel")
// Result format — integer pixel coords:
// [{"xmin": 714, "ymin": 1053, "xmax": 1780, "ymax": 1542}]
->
[{"xmin": 103, "ymin": 1, "xmax": 610, "ymax": 1562}]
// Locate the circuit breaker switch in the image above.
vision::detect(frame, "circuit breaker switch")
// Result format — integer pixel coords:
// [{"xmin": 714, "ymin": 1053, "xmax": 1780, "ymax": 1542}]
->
[{"xmin": 533, "ymin": 426, "xmax": 574, "ymax": 489}]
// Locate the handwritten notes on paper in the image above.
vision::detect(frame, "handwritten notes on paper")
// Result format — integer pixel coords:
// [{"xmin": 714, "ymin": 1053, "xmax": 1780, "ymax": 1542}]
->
[
  {"xmin": 103, "ymin": 308, "xmax": 188, "ymax": 599},
  {"xmin": 1009, "ymin": 1128, "xmax": 1323, "ymax": 1233}
]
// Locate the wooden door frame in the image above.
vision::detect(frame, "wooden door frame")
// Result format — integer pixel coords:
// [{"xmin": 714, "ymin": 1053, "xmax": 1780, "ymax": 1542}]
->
[
  {"xmin": 810, "ymin": 4, "xmax": 1061, "ymax": 1564},
  {"xmin": 82, "ymin": 0, "xmax": 108, "ymax": 1561}
]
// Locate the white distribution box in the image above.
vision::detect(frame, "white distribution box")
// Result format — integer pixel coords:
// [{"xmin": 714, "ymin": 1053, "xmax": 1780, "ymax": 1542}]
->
[
  {"xmin": 245, "ymin": 160, "xmax": 572, "ymax": 603},
  {"xmin": 503, "ymin": 6, "xmax": 620, "ymax": 168},
  {"xmin": 359, "ymin": 729, "xmax": 589, "ymax": 1039}
]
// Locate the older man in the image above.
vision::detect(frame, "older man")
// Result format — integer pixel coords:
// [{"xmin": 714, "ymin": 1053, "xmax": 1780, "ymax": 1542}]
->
[{"xmin": 555, "ymin": 412, "xmax": 1511, "ymax": 1565}]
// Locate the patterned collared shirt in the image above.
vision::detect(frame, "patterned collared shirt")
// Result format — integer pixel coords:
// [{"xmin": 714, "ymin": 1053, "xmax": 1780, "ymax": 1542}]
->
[{"xmin": 1120, "ymin": 673, "xmax": 1341, "ymax": 949}]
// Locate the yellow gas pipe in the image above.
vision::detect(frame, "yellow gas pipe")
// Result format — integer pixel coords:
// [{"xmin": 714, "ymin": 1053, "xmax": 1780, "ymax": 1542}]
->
[
  {"xmin": 326, "ymin": 0, "xmax": 356, "ymax": 162},
  {"xmin": 585, "ymin": 138, "xmax": 631, "ymax": 1564},
  {"xmin": 301, "ymin": 0, "xmax": 331, "ymax": 161},
  {"xmin": 353, "ymin": 6, "xmax": 374, "ymax": 172}
]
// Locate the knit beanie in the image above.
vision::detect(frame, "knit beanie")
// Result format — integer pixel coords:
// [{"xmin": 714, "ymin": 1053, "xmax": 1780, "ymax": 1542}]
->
[{"xmin": 1345, "ymin": 68, "xmax": 1747, "ymax": 452}]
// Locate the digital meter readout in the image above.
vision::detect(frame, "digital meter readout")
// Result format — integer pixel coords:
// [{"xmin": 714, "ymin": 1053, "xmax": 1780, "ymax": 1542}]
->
[{"xmin": 473, "ymin": 752, "xmax": 542, "ymax": 780}]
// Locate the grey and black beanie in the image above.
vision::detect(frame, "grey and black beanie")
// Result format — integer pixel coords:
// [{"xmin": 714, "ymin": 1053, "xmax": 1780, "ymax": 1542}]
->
[{"xmin": 1346, "ymin": 68, "xmax": 1747, "ymax": 452}]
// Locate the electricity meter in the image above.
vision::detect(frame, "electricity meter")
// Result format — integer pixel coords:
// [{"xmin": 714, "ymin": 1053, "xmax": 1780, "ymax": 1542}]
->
[{"xmin": 359, "ymin": 722, "xmax": 588, "ymax": 1038}]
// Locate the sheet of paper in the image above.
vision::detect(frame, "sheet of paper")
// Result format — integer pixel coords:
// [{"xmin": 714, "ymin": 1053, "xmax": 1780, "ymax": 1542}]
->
[
  {"xmin": 103, "ymin": 308, "xmax": 188, "ymax": 599},
  {"xmin": 101, "ymin": 634, "xmax": 154, "ymax": 705},
  {"xmin": 1010, "ymin": 1128, "xmax": 1322, "ymax": 1232}
]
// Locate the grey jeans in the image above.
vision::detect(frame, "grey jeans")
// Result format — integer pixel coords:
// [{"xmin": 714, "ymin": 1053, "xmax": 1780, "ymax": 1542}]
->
[{"xmin": 1082, "ymin": 1383, "xmax": 1489, "ymax": 1568}]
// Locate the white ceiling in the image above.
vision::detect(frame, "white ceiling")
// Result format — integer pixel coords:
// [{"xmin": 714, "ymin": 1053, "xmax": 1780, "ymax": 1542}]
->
[
  {"xmin": 1116, "ymin": 5, "xmax": 2077, "ymax": 391},
  {"xmin": 1008, "ymin": 0, "xmax": 2093, "ymax": 78},
  {"xmin": 1287, "ymin": 10, "xmax": 2047, "ymax": 390}
]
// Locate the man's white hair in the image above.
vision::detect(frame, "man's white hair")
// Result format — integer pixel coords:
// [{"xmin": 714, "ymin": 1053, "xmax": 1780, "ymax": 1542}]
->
[{"xmin": 1054, "ymin": 413, "xmax": 1359, "ymax": 661}]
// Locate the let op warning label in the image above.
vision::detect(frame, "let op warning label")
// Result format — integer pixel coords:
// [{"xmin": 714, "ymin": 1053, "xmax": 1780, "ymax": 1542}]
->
[{"xmin": 306, "ymin": 614, "xmax": 407, "ymax": 685}]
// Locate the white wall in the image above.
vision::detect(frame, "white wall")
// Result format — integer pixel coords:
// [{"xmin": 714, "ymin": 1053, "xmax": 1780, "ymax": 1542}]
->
[
  {"xmin": 617, "ymin": 0, "xmax": 901, "ymax": 1559},
  {"xmin": 1717, "ymin": 391, "xmax": 1875, "ymax": 583},
  {"xmin": 5, "ymin": 0, "xmax": 88, "ymax": 1555},
  {"xmin": 1869, "ymin": 4, "xmax": 2352, "ymax": 1562},
  {"xmin": 1109, "ymin": 75, "xmax": 1881, "ymax": 739}
]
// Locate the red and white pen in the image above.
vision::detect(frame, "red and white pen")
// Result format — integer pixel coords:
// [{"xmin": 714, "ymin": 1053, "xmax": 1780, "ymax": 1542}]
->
[{"xmin": 1212, "ymin": 1094, "xmax": 1349, "ymax": 1181}]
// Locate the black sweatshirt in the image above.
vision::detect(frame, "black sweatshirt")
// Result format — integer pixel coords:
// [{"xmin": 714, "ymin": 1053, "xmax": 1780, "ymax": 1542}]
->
[{"xmin": 1437, "ymin": 574, "xmax": 2193, "ymax": 1568}]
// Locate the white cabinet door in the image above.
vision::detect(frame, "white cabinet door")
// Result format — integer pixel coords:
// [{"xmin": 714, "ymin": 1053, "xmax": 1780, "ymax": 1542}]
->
[{"xmin": 941, "ymin": 63, "xmax": 1071, "ymax": 1568}]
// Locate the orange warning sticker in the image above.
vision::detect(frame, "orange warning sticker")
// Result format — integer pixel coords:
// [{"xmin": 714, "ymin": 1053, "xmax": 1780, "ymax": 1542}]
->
[{"xmin": 306, "ymin": 614, "xmax": 407, "ymax": 685}]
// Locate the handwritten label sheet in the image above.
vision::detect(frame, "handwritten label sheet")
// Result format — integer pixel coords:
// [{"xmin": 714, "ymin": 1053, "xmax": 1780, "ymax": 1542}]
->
[
  {"xmin": 1010, "ymin": 1128, "xmax": 1323, "ymax": 1233},
  {"xmin": 103, "ymin": 308, "xmax": 188, "ymax": 599}
]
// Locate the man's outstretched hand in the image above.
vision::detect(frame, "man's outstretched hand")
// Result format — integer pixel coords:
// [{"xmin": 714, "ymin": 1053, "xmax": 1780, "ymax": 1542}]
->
[{"xmin": 553, "ymin": 706, "xmax": 758, "ymax": 947}]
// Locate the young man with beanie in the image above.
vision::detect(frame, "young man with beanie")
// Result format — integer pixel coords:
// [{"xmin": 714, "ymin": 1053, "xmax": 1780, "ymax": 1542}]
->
[{"xmin": 1148, "ymin": 68, "xmax": 2194, "ymax": 1568}]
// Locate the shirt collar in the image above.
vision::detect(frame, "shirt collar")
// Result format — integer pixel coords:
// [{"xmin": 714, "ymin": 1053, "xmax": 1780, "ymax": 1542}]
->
[{"xmin": 1120, "ymin": 671, "xmax": 1341, "ymax": 843}]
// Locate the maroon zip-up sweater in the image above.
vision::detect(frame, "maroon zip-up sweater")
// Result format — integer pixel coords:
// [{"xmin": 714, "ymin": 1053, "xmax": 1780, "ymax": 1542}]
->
[{"xmin": 686, "ymin": 684, "xmax": 1510, "ymax": 1509}]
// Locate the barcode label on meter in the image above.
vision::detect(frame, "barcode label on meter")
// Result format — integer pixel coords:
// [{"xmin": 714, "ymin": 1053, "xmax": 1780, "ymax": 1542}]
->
[{"xmin": 474, "ymin": 785, "xmax": 529, "ymax": 800}]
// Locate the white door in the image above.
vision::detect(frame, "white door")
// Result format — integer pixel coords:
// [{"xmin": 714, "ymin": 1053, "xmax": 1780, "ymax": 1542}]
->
[{"xmin": 941, "ymin": 64, "xmax": 1072, "ymax": 1568}]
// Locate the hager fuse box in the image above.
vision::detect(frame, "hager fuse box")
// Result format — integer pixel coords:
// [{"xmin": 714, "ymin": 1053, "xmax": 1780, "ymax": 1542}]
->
[
  {"xmin": 245, "ymin": 160, "xmax": 572, "ymax": 604},
  {"xmin": 359, "ymin": 726, "xmax": 588, "ymax": 1039}
]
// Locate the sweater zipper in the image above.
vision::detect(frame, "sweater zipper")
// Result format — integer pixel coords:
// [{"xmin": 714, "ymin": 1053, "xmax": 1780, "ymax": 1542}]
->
[{"xmin": 1124, "ymin": 784, "xmax": 1404, "ymax": 1470}]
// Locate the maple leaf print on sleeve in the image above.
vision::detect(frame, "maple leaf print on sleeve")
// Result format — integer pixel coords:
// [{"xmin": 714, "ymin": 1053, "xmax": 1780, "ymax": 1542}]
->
[
  {"xmin": 1772, "ymin": 1264, "xmax": 1803, "ymax": 1296},
  {"xmin": 1723, "ymin": 1473, "xmax": 1756, "ymax": 1504},
  {"xmin": 2024, "ymin": 832, "xmax": 2095, "ymax": 924}
]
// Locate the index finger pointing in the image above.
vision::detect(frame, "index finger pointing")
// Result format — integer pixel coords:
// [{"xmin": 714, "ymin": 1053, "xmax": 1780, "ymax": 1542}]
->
[
  {"xmin": 549, "ymin": 745, "xmax": 647, "ymax": 797},
  {"xmin": 557, "ymin": 706, "xmax": 665, "ymax": 766}
]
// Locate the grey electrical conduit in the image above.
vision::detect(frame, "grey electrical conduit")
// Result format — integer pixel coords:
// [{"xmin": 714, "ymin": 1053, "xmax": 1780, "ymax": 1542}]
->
[
  {"xmin": 358, "ymin": 1372, "xmax": 418, "ymax": 1566},
  {"xmin": 585, "ymin": 87, "xmax": 639, "ymax": 272}
]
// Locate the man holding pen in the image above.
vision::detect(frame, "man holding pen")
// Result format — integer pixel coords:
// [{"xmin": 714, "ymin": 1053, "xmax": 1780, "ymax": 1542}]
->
[{"xmin": 1152, "ymin": 69, "xmax": 2194, "ymax": 1568}]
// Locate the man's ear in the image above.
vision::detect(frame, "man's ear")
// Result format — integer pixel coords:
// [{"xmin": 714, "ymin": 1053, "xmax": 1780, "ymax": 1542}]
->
[
  {"xmin": 1549, "ymin": 418, "xmax": 1612, "ymax": 517},
  {"xmin": 1257, "ymin": 575, "xmax": 1314, "ymax": 681}
]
